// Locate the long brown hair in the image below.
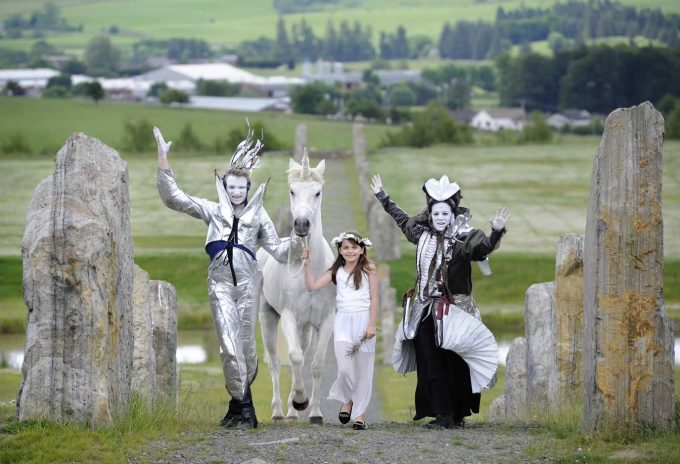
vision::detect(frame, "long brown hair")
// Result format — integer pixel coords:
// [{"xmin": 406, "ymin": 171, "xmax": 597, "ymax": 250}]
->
[{"xmin": 330, "ymin": 232, "xmax": 373, "ymax": 290}]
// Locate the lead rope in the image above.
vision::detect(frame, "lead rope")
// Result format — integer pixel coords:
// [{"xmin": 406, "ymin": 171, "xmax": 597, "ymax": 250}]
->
[{"xmin": 286, "ymin": 228, "xmax": 309, "ymax": 278}]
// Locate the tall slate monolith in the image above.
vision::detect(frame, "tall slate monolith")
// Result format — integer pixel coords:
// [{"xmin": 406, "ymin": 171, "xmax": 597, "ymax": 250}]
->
[
  {"xmin": 583, "ymin": 102, "xmax": 675, "ymax": 431},
  {"xmin": 18, "ymin": 133, "xmax": 134, "ymax": 425},
  {"xmin": 524, "ymin": 282, "xmax": 557, "ymax": 409},
  {"xmin": 554, "ymin": 234, "xmax": 584, "ymax": 400}
]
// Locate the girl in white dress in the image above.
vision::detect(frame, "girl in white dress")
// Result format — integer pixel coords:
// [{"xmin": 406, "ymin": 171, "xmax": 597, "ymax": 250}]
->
[{"xmin": 302, "ymin": 231, "xmax": 379, "ymax": 430}]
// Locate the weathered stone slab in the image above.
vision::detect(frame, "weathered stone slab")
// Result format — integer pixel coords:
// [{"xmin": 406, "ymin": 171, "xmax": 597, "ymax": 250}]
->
[
  {"xmin": 18, "ymin": 133, "xmax": 134, "ymax": 425},
  {"xmin": 554, "ymin": 233, "xmax": 584, "ymax": 400},
  {"xmin": 504, "ymin": 337, "xmax": 528, "ymax": 420},
  {"xmin": 150, "ymin": 280, "xmax": 178, "ymax": 406},
  {"xmin": 524, "ymin": 282, "xmax": 557, "ymax": 409},
  {"xmin": 583, "ymin": 101, "xmax": 674, "ymax": 431},
  {"xmin": 132, "ymin": 264, "xmax": 156, "ymax": 402}
]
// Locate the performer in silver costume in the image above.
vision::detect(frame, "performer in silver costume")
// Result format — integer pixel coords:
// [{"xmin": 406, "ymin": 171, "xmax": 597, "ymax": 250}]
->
[
  {"xmin": 371, "ymin": 174, "xmax": 510, "ymax": 429},
  {"xmin": 153, "ymin": 124, "xmax": 299, "ymax": 429}
]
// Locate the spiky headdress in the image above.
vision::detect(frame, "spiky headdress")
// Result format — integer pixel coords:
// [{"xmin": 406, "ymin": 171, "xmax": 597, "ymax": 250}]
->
[{"xmin": 227, "ymin": 118, "xmax": 264, "ymax": 175}]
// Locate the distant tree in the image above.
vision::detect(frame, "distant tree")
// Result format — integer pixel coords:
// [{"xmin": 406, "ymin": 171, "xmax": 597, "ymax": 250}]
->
[
  {"xmin": 289, "ymin": 82, "xmax": 339, "ymax": 115},
  {"xmin": 656, "ymin": 94, "xmax": 680, "ymax": 116},
  {"xmin": 61, "ymin": 59, "xmax": 87, "ymax": 75},
  {"xmin": 274, "ymin": 17, "xmax": 294, "ymax": 66},
  {"xmin": 147, "ymin": 82, "xmax": 168, "ymax": 98},
  {"xmin": 159, "ymin": 88, "xmax": 189, "ymax": 105},
  {"xmin": 82, "ymin": 82, "xmax": 105, "ymax": 104},
  {"xmin": 380, "ymin": 102, "xmax": 472, "ymax": 148},
  {"xmin": 195, "ymin": 79, "xmax": 240, "ymax": 97},
  {"xmin": 389, "ymin": 84, "xmax": 416, "ymax": 107},
  {"xmin": 446, "ymin": 76, "xmax": 471, "ymax": 110},
  {"xmin": 46, "ymin": 74, "xmax": 72, "ymax": 90},
  {"xmin": 666, "ymin": 103, "xmax": 680, "ymax": 139},
  {"xmin": 520, "ymin": 111, "xmax": 553, "ymax": 143},
  {"xmin": 3, "ymin": 81, "xmax": 25, "ymax": 96},
  {"xmin": 84, "ymin": 36, "xmax": 121, "ymax": 76},
  {"xmin": 42, "ymin": 85, "xmax": 69, "ymax": 98}
]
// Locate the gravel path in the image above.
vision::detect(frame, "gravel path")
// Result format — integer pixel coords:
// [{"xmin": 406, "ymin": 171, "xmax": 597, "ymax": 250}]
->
[{"xmin": 130, "ymin": 421, "xmax": 553, "ymax": 464}]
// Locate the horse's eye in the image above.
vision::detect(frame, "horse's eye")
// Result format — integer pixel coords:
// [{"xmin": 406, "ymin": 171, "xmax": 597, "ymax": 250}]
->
[
  {"xmin": 315, "ymin": 192, "xmax": 320, "ymax": 197},
  {"xmin": 290, "ymin": 190, "xmax": 295, "ymax": 196}
]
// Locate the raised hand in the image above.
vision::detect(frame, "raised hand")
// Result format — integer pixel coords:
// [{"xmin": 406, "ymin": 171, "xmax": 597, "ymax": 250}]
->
[
  {"xmin": 153, "ymin": 126, "xmax": 172, "ymax": 159},
  {"xmin": 491, "ymin": 207, "xmax": 511, "ymax": 231},
  {"xmin": 370, "ymin": 174, "xmax": 384, "ymax": 194}
]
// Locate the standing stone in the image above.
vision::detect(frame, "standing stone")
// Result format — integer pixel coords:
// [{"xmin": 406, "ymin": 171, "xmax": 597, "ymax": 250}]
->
[
  {"xmin": 583, "ymin": 102, "xmax": 675, "ymax": 431},
  {"xmin": 487, "ymin": 337, "xmax": 528, "ymax": 422},
  {"xmin": 524, "ymin": 282, "xmax": 557, "ymax": 409},
  {"xmin": 150, "ymin": 280, "xmax": 178, "ymax": 406},
  {"xmin": 376, "ymin": 264, "xmax": 396, "ymax": 365},
  {"xmin": 504, "ymin": 337, "xmax": 528, "ymax": 420},
  {"xmin": 554, "ymin": 234, "xmax": 584, "ymax": 400},
  {"xmin": 294, "ymin": 124, "xmax": 307, "ymax": 157},
  {"xmin": 352, "ymin": 123, "xmax": 401, "ymax": 262},
  {"xmin": 18, "ymin": 133, "xmax": 134, "ymax": 425},
  {"xmin": 131, "ymin": 265, "xmax": 157, "ymax": 402}
]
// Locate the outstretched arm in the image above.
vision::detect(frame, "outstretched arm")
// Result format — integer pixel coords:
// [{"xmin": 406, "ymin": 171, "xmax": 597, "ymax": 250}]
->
[
  {"xmin": 371, "ymin": 173, "xmax": 424, "ymax": 244},
  {"xmin": 153, "ymin": 126, "xmax": 172, "ymax": 170},
  {"xmin": 464, "ymin": 207, "xmax": 511, "ymax": 260},
  {"xmin": 365, "ymin": 265, "xmax": 379, "ymax": 340},
  {"xmin": 302, "ymin": 247, "xmax": 333, "ymax": 291}
]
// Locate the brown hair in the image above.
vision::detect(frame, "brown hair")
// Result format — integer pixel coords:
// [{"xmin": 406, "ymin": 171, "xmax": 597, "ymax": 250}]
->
[{"xmin": 330, "ymin": 232, "xmax": 373, "ymax": 290}]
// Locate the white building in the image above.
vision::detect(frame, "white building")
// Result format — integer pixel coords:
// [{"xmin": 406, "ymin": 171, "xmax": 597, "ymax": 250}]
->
[
  {"xmin": 0, "ymin": 68, "xmax": 60, "ymax": 95},
  {"xmin": 136, "ymin": 63, "xmax": 305, "ymax": 98},
  {"xmin": 471, "ymin": 108, "xmax": 526, "ymax": 132}
]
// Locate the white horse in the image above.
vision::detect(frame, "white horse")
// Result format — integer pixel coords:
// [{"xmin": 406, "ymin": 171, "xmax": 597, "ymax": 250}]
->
[{"xmin": 257, "ymin": 151, "xmax": 335, "ymax": 424}]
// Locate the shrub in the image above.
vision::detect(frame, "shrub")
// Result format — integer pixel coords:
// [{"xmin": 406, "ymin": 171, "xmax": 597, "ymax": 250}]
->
[
  {"xmin": 159, "ymin": 88, "xmax": 189, "ymax": 105},
  {"xmin": 1, "ymin": 132, "xmax": 32, "ymax": 154},
  {"xmin": 121, "ymin": 118, "xmax": 155, "ymax": 152},
  {"xmin": 175, "ymin": 123, "xmax": 204, "ymax": 152},
  {"xmin": 379, "ymin": 102, "xmax": 472, "ymax": 148},
  {"xmin": 519, "ymin": 111, "xmax": 553, "ymax": 144}
]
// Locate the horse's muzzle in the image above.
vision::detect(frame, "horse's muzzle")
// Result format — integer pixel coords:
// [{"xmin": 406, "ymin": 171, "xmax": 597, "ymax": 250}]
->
[{"xmin": 293, "ymin": 218, "xmax": 310, "ymax": 236}]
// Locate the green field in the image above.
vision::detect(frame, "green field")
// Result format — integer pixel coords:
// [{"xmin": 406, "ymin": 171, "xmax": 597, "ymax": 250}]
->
[
  {"xmin": 0, "ymin": 0, "xmax": 679, "ymax": 55},
  {"xmin": 1, "ymin": 94, "xmax": 679, "ymax": 462}
]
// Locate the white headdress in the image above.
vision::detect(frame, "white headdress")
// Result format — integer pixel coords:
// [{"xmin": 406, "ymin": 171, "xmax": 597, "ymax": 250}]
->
[
  {"xmin": 331, "ymin": 231, "xmax": 372, "ymax": 248},
  {"xmin": 423, "ymin": 175, "xmax": 460, "ymax": 202},
  {"xmin": 228, "ymin": 118, "xmax": 264, "ymax": 175}
]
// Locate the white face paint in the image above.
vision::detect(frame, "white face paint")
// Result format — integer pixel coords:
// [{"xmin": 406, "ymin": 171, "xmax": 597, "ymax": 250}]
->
[
  {"xmin": 430, "ymin": 202, "xmax": 453, "ymax": 232},
  {"xmin": 225, "ymin": 175, "xmax": 248, "ymax": 205}
]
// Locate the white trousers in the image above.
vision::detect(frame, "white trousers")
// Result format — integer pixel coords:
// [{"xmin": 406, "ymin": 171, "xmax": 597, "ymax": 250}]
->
[{"xmin": 327, "ymin": 341, "xmax": 375, "ymax": 421}]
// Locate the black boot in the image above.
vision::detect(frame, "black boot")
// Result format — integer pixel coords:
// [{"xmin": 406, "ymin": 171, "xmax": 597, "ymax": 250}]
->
[
  {"xmin": 425, "ymin": 413, "xmax": 454, "ymax": 430},
  {"xmin": 236, "ymin": 387, "xmax": 258, "ymax": 430},
  {"xmin": 219, "ymin": 398, "xmax": 241, "ymax": 428}
]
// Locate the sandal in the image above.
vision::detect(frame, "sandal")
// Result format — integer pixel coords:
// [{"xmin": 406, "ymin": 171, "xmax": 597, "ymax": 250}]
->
[
  {"xmin": 352, "ymin": 421, "xmax": 367, "ymax": 430},
  {"xmin": 338, "ymin": 403, "xmax": 352, "ymax": 424}
]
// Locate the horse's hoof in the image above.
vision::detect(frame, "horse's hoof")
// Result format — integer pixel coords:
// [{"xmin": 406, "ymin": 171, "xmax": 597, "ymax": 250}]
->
[
  {"xmin": 285, "ymin": 416, "xmax": 298, "ymax": 422},
  {"xmin": 292, "ymin": 399, "xmax": 309, "ymax": 411},
  {"xmin": 272, "ymin": 416, "xmax": 285, "ymax": 422},
  {"xmin": 309, "ymin": 416, "xmax": 323, "ymax": 425}
]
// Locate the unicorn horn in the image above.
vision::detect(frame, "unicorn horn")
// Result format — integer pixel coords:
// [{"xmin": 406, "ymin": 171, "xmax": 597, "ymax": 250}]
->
[{"xmin": 301, "ymin": 147, "xmax": 310, "ymax": 179}]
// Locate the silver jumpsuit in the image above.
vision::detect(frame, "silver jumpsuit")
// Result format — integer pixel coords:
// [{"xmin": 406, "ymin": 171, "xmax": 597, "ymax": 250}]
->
[{"xmin": 157, "ymin": 168, "xmax": 297, "ymax": 400}]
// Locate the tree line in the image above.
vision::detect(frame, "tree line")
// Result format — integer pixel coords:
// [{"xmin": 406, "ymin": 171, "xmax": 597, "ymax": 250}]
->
[{"xmin": 496, "ymin": 44, "xmax": 680, "ymax": 114}]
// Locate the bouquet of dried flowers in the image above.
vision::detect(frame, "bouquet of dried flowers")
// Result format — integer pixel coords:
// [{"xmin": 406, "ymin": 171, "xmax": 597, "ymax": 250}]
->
[{"xmin": 345, "ymin": 335, "xmax": 368, "ymax": 358}]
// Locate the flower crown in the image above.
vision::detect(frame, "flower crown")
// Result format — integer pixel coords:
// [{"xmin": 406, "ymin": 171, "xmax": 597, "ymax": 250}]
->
[{"xmin": 331, "ymin": 232, "xmax": 372, "ymax": 248}]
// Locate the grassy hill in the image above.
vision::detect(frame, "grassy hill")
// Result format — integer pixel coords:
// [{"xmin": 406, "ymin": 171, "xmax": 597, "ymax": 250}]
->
[{"xmin": 1, "ymin": 0, "xmax": 679, "ymax": 56}]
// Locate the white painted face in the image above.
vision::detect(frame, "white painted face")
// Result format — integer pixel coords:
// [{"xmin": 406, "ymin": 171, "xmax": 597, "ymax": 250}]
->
[
  {"xmin": 225, "ymin": 175, "xmax": 248, "ymax": 206},
  {"xmin": 430, "ymin": 202, "xmax": 453, "ymax": 232}
]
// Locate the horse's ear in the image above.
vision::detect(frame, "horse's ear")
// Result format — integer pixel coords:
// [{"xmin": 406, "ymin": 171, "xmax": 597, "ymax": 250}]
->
[
  {"xmin": 288, "ymin": 158, "xmax": 299, "ymax": 170},
  {"xmin": 313, "ymin": 159, "xmax": 325, "ymax": 176}
]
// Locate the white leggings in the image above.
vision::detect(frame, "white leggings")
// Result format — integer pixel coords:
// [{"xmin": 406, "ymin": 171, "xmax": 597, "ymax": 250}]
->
[{"xmin": 327, "ymin": 341, "xmax": 375, "ymax": 421}]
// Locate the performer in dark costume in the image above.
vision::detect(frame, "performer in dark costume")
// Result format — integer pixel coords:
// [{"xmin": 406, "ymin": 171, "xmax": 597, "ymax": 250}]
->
[{"xmin": 371, "ymin": 174, "xmax": 510, "ymax": 429}]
